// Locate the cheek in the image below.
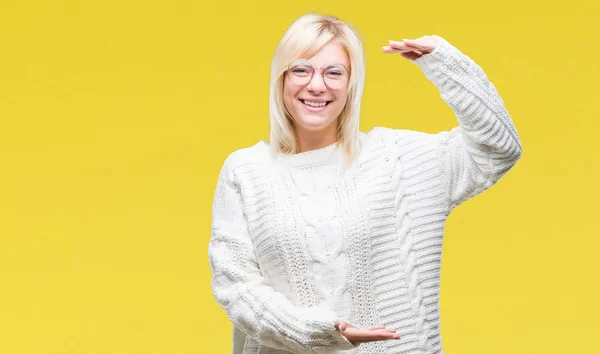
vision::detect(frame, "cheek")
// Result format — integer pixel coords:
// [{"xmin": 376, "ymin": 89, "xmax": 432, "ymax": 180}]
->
[
  {"xmin": 282, "ymin": 84, "xmax": 298, "ymax": 111},
  {"xmin": 333, "ymin": 95, "xmax": 348, "ymax": 111},
  {"xmin": 284, "ymin": 97, "xmax": 298, "ymax": 117}
]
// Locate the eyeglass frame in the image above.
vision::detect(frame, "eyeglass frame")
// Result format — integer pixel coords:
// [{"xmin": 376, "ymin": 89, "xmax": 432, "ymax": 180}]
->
[{"xmin": 284, "ymin": 59, "xmax": 351, "ymax": 89}]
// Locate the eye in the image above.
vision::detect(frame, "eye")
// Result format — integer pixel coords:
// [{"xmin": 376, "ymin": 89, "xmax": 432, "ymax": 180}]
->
[
  {"xmin": 325, "ymin": 68, "xmax": 346, "ymax": 79},
  {"xmin": 290, "ymin": 66, "xmax": 312, "ymax": 76}
]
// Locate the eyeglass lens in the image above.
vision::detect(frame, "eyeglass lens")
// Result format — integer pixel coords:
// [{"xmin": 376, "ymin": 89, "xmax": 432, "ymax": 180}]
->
[{"xmin": 287, "ymin": 62, "xmax": 349, "ymax": 89}]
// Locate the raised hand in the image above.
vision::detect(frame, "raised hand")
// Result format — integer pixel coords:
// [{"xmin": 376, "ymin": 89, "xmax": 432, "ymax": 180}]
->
[
  {"xmin": 334, "ymin": 319, "xmax": 400, "ymax": 345},
  {"xmin": 381, "ymin": 35, "xmax": 440, "ymax": 61}
]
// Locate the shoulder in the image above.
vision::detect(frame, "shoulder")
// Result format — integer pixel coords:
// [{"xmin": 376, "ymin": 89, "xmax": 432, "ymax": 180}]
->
[
  {"xmin": 225, "ymin": 140, "xmax": 269, "ymax": 167},
  {"xmin": 219, "ymin": 140, "xmax": 271, "ymax": 182},
  {"xmin": 367, "ymin": 126, "xmax": 446, "ymax": 146},
  {"xmin": 364, "ymin": 126, "xmax": 454, "ymax": 165}
]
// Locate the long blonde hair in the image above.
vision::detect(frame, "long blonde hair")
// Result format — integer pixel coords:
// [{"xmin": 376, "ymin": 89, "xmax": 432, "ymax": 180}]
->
[{"xmin": 268, "ymin": 13, "xmax": 366, "ymax": 168}]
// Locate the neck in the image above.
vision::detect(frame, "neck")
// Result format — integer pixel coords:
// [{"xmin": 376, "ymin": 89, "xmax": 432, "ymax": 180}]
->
[{"xmin": 295, "ymin": 124, "xmax": 338, "ymax": 153}]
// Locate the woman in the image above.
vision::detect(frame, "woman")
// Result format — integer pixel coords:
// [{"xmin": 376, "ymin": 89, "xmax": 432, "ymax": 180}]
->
[{"xmin": 208, "ymin": 13, "xmax": 522, "ymax": 354}]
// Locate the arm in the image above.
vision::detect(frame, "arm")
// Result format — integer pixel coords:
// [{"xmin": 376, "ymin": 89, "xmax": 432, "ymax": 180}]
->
[
  {"xmin": 208, "ymin": 154, "xmax": 357, "ymax": 353},
  {"xmin": 412, "ymin": 35, "xmax": 523, "ymax": 208}
]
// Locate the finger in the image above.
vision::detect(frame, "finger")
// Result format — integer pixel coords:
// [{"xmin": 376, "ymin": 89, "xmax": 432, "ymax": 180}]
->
[
  {"xmin": 353, "ymin": 336, "xmax": 400, "ymax": 344},
  {"xmin": 388, "ymin": 40, "xmax": 425, "ymax": 50},
  {"xmin": 397, "ymin": 39, "xmax": 422, "ymax": 48},
  {"xmin": 345, "ymin": 321, "xmax": 359, "ymax": 328},
  {"xmin": 345, "ymin": 329, "xmax": 399, "ymax": 340},
  {"xmin": 348, "ymin": 333, "xmax": 400, "ymax": 342},
  {"xmin": 366, "ymin": 326, "xmax": 397, "ymax": 333},
  {"xmin": 402, "ymin": 39, "xmax": 420, "ymax": 46},
  {"xmin": 387, "ymin": 41, "xmax": 414, "ymax": 51},
  {"xmin": 352, "ymin": 327, "xmax": 397, "ymax": 334},
  {"xmin": 367, "ymin": 326, "xmax": 385, "ymax": 330},
  {"xmin": 352, "ymin": 337, "xmax": 400, "ymax": 345},
  {"xmin": 383, "ymin": 47, "xmax": 424, "ymax": 60},
  {"xmin": 382, "ymin": 46, "xmax": 418, "ymax": 54},
  {"xmin": 334, "ymin": 320, "xmax": 347, "ymax": 332},
  {"xmin": 403, "ymin": 41, "xmax": 432, "ymax": 54},
  {"xmin": 389, "ymin": 40, "xmax": 430, "ymax": 55}
]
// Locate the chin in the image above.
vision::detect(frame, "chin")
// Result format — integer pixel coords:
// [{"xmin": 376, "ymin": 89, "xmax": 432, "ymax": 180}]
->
[{"xmin": 297, "ymin": 116, "xmax": 335, "ymax": 131}]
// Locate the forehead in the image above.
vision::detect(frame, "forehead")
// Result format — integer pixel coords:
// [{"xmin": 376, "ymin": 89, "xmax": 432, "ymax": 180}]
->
[{"xmin": 303, "ymin": 40, "xmax": 349, "ymax": 67}]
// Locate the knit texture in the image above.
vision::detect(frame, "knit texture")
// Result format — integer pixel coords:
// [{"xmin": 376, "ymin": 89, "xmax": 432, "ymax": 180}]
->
[{"xmin": 208, "ymin": 35, "xmax": 523, "ymax": 354}]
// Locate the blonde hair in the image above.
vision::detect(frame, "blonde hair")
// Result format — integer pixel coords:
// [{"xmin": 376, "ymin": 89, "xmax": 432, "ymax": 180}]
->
[{"xmin": 268, "ymin": 13, "xmax": 366, "ymax": 168}]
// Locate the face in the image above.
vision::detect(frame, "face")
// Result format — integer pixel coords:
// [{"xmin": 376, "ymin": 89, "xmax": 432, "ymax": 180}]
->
[{"xmin": 282, "ymin": 40, "xmax": 350, "ymax": 137}]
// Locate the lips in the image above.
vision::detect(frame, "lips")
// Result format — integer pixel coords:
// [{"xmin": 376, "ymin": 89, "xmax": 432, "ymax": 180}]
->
[{"xmin": 299, "ymin": 99, "xmax": 332, "ymax": 108}]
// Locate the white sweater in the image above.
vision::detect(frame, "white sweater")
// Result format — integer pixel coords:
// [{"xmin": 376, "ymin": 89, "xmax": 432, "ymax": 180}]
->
[{"xmin": 208, "ymin": 35, "xmax": 522, "ymax": 354}]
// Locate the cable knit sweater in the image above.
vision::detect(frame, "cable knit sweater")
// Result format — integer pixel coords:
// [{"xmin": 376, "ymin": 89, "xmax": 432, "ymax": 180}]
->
[{"xmin": 208, "ymin": 35, "xmax": 523, "ymax": 354}]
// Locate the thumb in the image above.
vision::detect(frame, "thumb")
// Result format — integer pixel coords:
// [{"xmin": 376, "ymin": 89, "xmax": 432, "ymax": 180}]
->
[
  {"xmin": 335, "ymin": 320, "xmax": 347, "ymax": 331},
  {"xmin": 401, "ymin": 51, "xmax": 423, "ymax": 61}
]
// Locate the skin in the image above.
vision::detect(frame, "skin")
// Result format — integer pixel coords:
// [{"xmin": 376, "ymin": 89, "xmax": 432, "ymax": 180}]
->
[
  {"xmin": 284, "ymin": 35, "xmax": 440, "ymax": 346},
  {"xmin": 282, "ymin": 39, "xmax": 350, "ymax": 153}
]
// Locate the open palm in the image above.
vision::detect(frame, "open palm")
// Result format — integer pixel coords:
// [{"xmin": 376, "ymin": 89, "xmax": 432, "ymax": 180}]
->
[
  {"xmin": 382, "ymin": 35, "xmax": 440, "ymax": 60},
  {"xmin": 335, "ymin": 320, "xmax": 399, "ymax": 345}
]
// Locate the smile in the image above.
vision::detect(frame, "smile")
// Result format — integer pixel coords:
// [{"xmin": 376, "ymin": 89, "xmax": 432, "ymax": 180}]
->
[{"xmin": 299, "ymin": 99, "xmax": 332, "ymax": 109}]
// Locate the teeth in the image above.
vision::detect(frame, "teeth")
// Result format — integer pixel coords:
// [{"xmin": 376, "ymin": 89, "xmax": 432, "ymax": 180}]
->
[{"xmin": 302, "ymin": 100, "xmax": 328, "ymax": 107}]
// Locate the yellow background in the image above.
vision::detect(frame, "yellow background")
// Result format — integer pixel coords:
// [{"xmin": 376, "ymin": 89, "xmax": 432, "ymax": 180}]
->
[{"xmin": 1, "ymin": 0, "xmax": 598, "ymax": 353}]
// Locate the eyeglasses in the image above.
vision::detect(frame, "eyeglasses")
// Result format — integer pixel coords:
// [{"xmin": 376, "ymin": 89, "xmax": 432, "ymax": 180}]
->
[{"xmin": 285, "ymin": 59, "xmax": 350, "ymax": 90}]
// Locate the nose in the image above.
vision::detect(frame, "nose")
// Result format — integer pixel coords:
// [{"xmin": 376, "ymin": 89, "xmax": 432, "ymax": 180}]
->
[{"xmin": 306, "ymin": 72, "xmax": 326, "ymax": 93}]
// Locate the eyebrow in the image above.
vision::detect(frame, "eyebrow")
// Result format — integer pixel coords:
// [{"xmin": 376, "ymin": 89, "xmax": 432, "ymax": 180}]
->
[{"xmin": 292, "ymin": 60, "xmax": 347, "ymax": 68}]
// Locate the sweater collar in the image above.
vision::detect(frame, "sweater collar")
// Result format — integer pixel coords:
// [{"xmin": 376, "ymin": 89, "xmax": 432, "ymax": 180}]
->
[
  {"xmin": 273, "ymin": 141, "xmax": 341, "ymax": 169},
  {"xmin": 259, "ymin": 132, "xmax": 368, "ymax": 169}
]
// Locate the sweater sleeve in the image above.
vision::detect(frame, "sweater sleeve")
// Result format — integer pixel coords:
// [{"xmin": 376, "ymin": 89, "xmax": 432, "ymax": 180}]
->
[
  {"xmin": 208, "ymin": 154, "xmax": 358, "ymax": 353},
  {"xmin": 412, "ymin": 35, "xmax": 523, "ymax": 208}
]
